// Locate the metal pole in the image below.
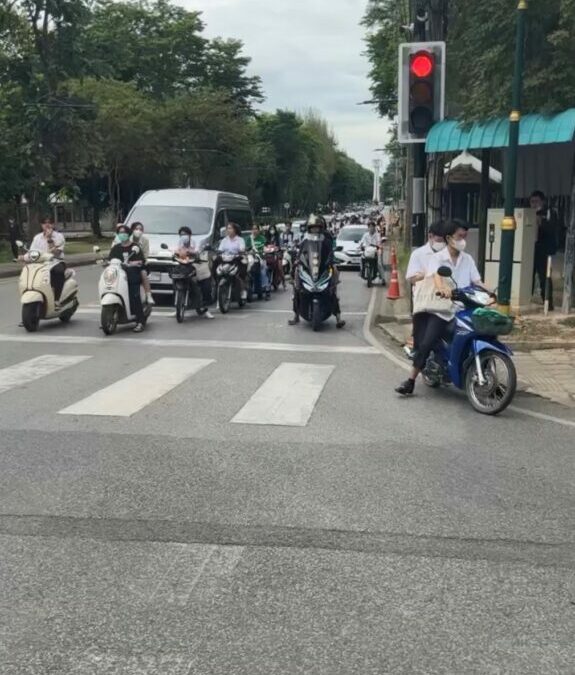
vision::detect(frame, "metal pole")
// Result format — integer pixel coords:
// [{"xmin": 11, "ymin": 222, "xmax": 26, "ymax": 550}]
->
[
  {"xmin": 477, "ymin": 149, "xmax": 491, "ymax": 279},
  {"xmin": 497, "ymin": 0, "xmax": 527, "ymax": 314}
]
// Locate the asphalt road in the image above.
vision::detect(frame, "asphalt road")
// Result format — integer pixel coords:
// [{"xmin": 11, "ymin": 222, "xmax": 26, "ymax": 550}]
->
[{"xmin": 0, "ymin": 265, "xmax": 574, "ymax": 674}]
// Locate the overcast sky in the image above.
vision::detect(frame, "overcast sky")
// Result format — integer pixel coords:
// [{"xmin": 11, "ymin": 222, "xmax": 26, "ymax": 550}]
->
[{"xmin": 178, "ymin": 0, "xmax": 390, "ymax": 169}]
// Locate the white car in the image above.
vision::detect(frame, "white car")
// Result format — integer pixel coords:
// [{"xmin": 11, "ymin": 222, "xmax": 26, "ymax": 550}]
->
[{"xmin": 334, "ymin": 226, "xmax": 367, "ymax": 269}]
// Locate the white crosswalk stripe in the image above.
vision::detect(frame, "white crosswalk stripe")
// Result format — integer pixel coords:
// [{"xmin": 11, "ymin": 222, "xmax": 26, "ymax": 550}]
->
[
  {"xmin": 59, "ymin": 357, "xmax": 214, "ymax": 417},
  {"xmin": 231, "ymin": 362, "xmax": 335, "ymax": 427},
  {"xmin": 0, "ymin": 355, "xmax": 91, "ymax": 395}
]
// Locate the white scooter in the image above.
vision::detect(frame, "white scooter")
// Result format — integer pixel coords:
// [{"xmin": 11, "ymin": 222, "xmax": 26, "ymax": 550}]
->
[
  {"xmin": 17, "ymin": 241, "xmax": 79, "ymax": 332},
  {"xmin": 95, "ymin": 247, "xmax": 152, "ymax": 335}
]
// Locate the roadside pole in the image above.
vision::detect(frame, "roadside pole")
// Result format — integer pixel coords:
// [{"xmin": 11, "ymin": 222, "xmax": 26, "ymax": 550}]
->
[{"xmin": 497, "ymin": 0, "xmax": 527, "ymax": 314}]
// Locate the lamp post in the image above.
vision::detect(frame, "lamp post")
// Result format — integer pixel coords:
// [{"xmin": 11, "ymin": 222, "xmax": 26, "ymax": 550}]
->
[{"xmin": 497, "ymin": 0, "xmax": 527, "ymax": 314}]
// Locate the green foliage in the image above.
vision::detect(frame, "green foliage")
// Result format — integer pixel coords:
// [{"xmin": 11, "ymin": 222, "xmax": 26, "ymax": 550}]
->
[
  {"xmin": 364, "ymin": 0, "xmax": 575, "ymax": 122},
  {"xmin": 0, "ymin": 0, "xmax": 371, "ymax": 228}
]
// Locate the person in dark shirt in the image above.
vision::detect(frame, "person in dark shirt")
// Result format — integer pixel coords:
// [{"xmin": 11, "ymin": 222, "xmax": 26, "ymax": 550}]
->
[
  {"xmin": 109, "ymin": 223, "xmax": 146, "ymax": 332},
  {"xmin": 530, "ymin": 190, "xmax": 558, "ymax": 311}
]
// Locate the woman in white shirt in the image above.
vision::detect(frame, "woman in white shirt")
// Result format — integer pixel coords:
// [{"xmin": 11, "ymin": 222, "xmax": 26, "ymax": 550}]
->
[{"xmin": 217, "ymin": 222, "xmax": 247, "ymax": 299}]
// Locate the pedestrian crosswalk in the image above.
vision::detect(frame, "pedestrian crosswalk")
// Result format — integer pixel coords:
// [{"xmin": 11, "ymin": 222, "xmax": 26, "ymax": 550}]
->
[{"xmin": 0, "ymin": 354, "xmax": 338, "ymax": 427}]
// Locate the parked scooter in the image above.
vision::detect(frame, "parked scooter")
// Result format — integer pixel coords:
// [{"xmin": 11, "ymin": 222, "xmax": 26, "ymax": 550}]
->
[
  {"xmin": 215, "ymin": 254, "xmax": 247, "ymax": 314},
  {"xmin": 16, "ymin": 241, "xmax": 79, "ymax": 332},
  {"xmin": 95, "ymin": 247, "xmax": 152, "ymax": 335},
  {"xmin": 293, "ymin": 234, "xmax": 335, "ymax": 332},
  {"xmin": 416, "ymin": 266, "xmax": 517, "ymax": 415},
  {"xmin": 361, "ymin": 245, "xmax": 379, "ymax": 288}
]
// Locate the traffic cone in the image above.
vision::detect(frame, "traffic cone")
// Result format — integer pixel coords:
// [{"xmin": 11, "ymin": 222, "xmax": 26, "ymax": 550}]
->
[{"xmin": 387, "ymin": 246, "xmax": 401, "ymax": 300}]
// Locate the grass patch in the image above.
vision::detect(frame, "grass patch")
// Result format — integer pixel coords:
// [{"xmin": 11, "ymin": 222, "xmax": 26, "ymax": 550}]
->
[
  {"xmin": 0, "ymin": 240, "xmax": 15, "ymax": 263},
  {"xmin": 65, "ymin": 237, "xmax": 110, "ymax": 255}
]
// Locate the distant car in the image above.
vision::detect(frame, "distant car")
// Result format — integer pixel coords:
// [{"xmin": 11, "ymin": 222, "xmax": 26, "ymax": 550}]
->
[{"xmin": 334, "ymin": 225, "xmax": 367, "ymax": 269}]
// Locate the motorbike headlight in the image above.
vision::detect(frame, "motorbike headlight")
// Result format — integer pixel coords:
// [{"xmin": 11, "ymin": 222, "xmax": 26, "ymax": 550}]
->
[{"xmin": 103, "ymin": 267, "xmax": 118, "ymax": 285}]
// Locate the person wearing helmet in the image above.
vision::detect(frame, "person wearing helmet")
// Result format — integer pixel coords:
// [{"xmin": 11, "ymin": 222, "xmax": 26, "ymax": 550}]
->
[
  {"xmin": 289, "ymin": 214, "xmax": 345, "ymax": 328},
  {"xmin": 108, "ymin": 223, "xmax": 146, "ymax": 332}
]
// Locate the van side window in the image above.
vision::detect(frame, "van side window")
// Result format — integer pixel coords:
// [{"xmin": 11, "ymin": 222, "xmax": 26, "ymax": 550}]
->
[
  {"xmin": 227, "ymin": 209, "xmax": 253, "ymax": 234},
  {"xmin": 215, "ymin": 211, "xmax": 227, "ymax": 239}
]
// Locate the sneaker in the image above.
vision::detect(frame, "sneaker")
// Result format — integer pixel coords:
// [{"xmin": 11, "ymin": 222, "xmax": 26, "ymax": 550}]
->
[
  {"xmin": 288, "ymin": 315, "xmax": 300, "ymax": 326},
  {"xmin": 336, "ymin": 318, "xmax": 346, "ymax": 329},
  {"xmin": 133, "ymin": 323, "xmax": 144, "ymax": 333},
  {"xmin": 146, "ymin": 293, "xmax": 155, "ymax": 306},
  {"xmin": 204, "ymin": 310, "xmax": 214, "ymax": 319},
  {"xmin": 395, "ymin": 379, "xmax": 415, "ymax": 396}
]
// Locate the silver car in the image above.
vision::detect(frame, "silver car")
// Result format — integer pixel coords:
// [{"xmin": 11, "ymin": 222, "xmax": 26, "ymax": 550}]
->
[{"xmin": 334, "ymin": 226, "xmax": 367, "ymax": 269}]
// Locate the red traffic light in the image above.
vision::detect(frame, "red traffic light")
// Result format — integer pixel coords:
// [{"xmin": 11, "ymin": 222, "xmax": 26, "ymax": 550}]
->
[{"xmin": 410, "ymin": 51, "xmax": 434, "ymax": 79}]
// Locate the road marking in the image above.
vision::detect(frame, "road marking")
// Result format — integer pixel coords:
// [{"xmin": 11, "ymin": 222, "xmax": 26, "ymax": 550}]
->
[
  {"xmin": 59, "ymin": 357, "xmax": 214, "ymax": 417},
  {"xmin": 75, "ymin": 308, "xmax": 248, "ymax": 320},
  {"xmin": 0, "ymin": 334, "xmax": 378, "ymax": 355},
  {"xmin": 232, "ymin": 362, "xmax": 335, "ymax": 426},
  {"xmin": 0, "ymin": 355, "xmax": 91, "ymax": 395}
]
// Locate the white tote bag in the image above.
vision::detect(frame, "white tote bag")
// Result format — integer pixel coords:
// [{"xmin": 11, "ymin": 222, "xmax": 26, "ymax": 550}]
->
[{"xmin": 412, "ymin": 275, "xmax": 453, "ymax": 315}]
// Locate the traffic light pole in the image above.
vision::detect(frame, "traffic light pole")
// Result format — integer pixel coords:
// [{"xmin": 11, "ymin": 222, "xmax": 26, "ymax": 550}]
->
[
  {"xmin": 497, "ymin": 0, "xmax": 527, "ymax": 314},
  {"xmin": 412, "ymin": 1, "xmax": 427, "ymax": 248}
]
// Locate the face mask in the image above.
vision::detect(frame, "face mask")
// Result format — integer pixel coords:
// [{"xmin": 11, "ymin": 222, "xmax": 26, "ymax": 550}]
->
[
  {"xmin": 451, "ymin": 238, "xmax": 466, "ymax": 252},
  {"xmin": 118, "ymin": 232, "xmax": 129, "ymax": 243},
  {"xmin": 431, "ymin": 241, "xmax": 446, "ymax": 252},
  {"xmin": 132, "ymin": 229, "xmax": 142, "ymax": 239}
]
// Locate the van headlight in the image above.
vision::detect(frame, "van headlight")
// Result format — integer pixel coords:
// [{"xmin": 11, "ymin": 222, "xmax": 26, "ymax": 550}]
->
[{"xmin": 103, "ymin": 267, "xmax": 118, "ymax": 285}]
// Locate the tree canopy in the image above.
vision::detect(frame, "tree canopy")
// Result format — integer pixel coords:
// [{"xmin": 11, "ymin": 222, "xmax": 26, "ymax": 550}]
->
[{"xmin": 0, "ymin": 0, "xmax": 373, "ymax": 230}]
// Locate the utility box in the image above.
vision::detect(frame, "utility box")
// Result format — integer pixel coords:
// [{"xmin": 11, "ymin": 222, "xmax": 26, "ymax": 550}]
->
[{"xmin": 484, "ymin": 208, "xmax": 537, "ymax": 311}]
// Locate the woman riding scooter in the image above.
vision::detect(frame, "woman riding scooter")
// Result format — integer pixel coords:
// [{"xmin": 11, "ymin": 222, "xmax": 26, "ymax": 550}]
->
[
  {"xmin": 108, "ymin": 224, "xmax": 146, "ymax": 332},
  {"xmin": 174, "ymin": 226, "xmax": 214, "ymax": 319}
]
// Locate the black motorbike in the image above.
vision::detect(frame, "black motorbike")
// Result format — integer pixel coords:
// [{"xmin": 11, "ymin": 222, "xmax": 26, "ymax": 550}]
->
[
  {"xmin": 169, "ymin": 254, "xmax": 210, "ymax": 323},
  {"xmin": 215, "ymin": 254, "xmax": 246, "ymax": 313},
  {"xmin": 294, "ymin": 235, "xmax": 335, "ymax": 331}
]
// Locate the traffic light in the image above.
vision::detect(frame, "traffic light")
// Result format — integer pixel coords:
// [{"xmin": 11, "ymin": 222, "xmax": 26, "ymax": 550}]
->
[{"xmin": 398, "ymin": 42, "xmax": 445, "ymax": 144}]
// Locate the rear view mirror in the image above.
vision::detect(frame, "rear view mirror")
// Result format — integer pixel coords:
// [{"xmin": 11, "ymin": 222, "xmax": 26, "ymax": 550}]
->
[
  {"xmin": 93, "ymin": 246, "xmax": 100, "ymax": 253},
  {"xmin": 16, "ymin": 240, "xmax": 24, "ymax": 248},
  {"xmin": 220, "ymin": 226, "xmax": 226, "ymax": 238},
  {"xmin": 437, "ymin": 266, "xmax": 453, "ymax": 278}
]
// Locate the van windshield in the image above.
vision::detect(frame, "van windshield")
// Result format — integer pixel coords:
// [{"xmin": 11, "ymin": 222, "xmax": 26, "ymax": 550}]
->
[{"xmin": 125, "ymin": 205, "xmax": 214, "ymax": 235}]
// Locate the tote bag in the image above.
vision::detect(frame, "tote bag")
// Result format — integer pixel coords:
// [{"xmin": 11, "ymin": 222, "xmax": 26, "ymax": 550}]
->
[{"xmin": 412, "ymin": 275, "xmax": 453, "ymax": 315}]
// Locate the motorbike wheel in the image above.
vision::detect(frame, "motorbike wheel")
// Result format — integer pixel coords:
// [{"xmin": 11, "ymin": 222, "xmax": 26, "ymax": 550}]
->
[
  {"xmin": 366, "ymin": 265, "xmax": 373, "ymax": 288},
  {"xmin": 22, "ymin": 302, "xmax": 41, "ymax": 332},
  {"xmin": 175, "ymin": 290, "xmax": 186, "ymax": 324},
  {"xmin": 101, "ymin": 305, "xmax": 118, "ymax": 335},
  {"xmin": 59, "ymin": 299, "xmax": 78, "ymax": 323},
  {"xmin": 218, "ymin": 281, "xmax": 231, "ymax": 314},
  {"xmin": 311, "ymin": 302, "xmax": 322, "ymax": 332},
  {"xmin": 464, "ymin": 350, "xmax": 517, "ymax": 415}
]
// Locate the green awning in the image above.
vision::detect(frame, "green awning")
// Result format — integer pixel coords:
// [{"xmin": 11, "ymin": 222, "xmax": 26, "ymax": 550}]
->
[{"xmin": 425, "ymin": 109, "xmax": 575, "ymax": 153}]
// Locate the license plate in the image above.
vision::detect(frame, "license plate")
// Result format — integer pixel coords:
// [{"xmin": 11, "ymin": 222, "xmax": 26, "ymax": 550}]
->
[{"xmin": 149, "ymin": 273, "xmax": 161, "ymax": 282}]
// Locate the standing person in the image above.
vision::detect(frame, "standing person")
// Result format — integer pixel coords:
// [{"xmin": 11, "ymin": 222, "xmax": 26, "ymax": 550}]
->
[
  {"xmin": 130, "ymin": 222, "xmax": 154, "ymax": 305},
  {"xmin": 108, "ymin": 224, "xmax": 146, "ymax": 332},
  {"xmin": 281, "ymin": 221, "xmax": 299, "ymax": 248},
  {"xmin": 26, "ymin": 217, "xmax": 66, "ymax": 303},
  {"xmin": 8, "ymin": 218, "xmax": 21, "ymax": 261},
  {"xmin": 395, "ymin": 220, "xmax": 493, "ymax": 396},
  {"xmin": 530, "ymin": 190, "xmax": 558, "ymax": 311}
]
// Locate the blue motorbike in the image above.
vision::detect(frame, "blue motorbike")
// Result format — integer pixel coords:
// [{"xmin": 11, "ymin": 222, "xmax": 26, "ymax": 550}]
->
[{"xmin": 421, "ymin": 269, "xmax": 517, "ymax": 415}]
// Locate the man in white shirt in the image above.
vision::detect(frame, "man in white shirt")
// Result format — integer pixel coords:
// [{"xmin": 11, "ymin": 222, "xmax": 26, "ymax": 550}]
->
[
  {"xmin": 405, "ymin": 222, "xmax": 446, "ymax": 285},
  {"xmin": 24, "ymin": 217, "xmax": 67, "ymax": 301},
  {"xmin": 360, "ymin": 221, "xmax": 381, "ymax": 280}
]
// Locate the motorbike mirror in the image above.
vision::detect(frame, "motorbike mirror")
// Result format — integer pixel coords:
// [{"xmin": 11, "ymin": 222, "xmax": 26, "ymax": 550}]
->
[
  {"xmin": 203, "ymin": 244, "xmax": 213, "ymax": 252},
  {"xmin": 219, "ymin": 226, "xmax": 226, "ymax": 238},
  {"xmin": 93, "ymin": 246, "xmax": 101, "ymax": 253},
  {"xmin": 132, "ymin": 246, "xmax": 140, "ymax": 254},
  {"xmin": 16, "ymin": 240, "xmax": 24, "ymax": 248},
  {"xmin": 160, "ymin": 243, "xmax": 169, "ymax": 250},
  {"xmin": 437, "ymin": 266, "xmax": 453, "ymax": 278}
]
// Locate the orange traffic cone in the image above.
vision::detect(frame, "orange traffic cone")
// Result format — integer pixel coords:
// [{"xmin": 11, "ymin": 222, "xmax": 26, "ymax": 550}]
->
[{"xmin": 387, "ymin": 246, "xmax": 401, "ymax": 300}]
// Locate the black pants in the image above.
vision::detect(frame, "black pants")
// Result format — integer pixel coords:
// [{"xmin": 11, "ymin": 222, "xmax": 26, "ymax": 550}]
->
[
  {"xmin": 533, "ymin": 254, "xmax": 553, "ymax": 308},
  {"xmin": 10, "ymin": 238, "xmax": 19, "ymax": 258},
  {"xmin": 126, "ymin": 269, "xmax": 145, "ymax": 323},
  {"xmin": 50, "ymin": 262, "xmax": 66, "ymax": 301},
  {"xmin": 413, "ymin": 313, "xmax": 449, "ymax": 371},
  {"xmin": 198, "ymin": 278, "xmax": 212, "ymax": 307}
]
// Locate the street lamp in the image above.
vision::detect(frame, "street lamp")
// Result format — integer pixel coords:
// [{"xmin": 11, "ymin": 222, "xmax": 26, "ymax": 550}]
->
[{"xmin": 497, "ymin": 0, "xmax": 527, "ymax": 314}]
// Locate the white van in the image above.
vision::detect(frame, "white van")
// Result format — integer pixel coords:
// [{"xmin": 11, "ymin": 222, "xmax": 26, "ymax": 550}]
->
[{"xmin": 123, "ymin": 189, "xmax": 253, "ymax": 297}]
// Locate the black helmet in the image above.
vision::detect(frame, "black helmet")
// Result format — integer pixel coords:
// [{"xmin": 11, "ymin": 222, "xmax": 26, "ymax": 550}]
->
[{"xmin": 306, "ymin": 213, "xmax": 326, "ymax": 230}]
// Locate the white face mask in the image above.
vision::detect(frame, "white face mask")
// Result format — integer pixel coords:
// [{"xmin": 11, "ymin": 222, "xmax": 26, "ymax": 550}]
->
[
  {"xmin": 431, "ymin": 241, "xmax": 446, "ymax": 252},
  {"xmin": 132, "ymin": 229, "xmax": 143, "ymax": 240},
  {"xmin": 451, "ymin": 238, "xmax": 466, "ymax": 252}
]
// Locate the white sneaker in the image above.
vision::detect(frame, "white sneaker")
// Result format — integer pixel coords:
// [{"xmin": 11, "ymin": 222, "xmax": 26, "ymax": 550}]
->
[
  {"xmin": 146, "ymin": 293, "xmax": 155, "ymax": 306},
  {"xmin": 204, "ymin": 310, "xmax": 215, "ymax": 320}
]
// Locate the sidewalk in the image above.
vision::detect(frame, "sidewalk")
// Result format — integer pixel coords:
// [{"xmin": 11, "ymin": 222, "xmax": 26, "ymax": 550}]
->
[{"xmin": 0, "ymin": 252, "xmax": 101, "ymax": 279}]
